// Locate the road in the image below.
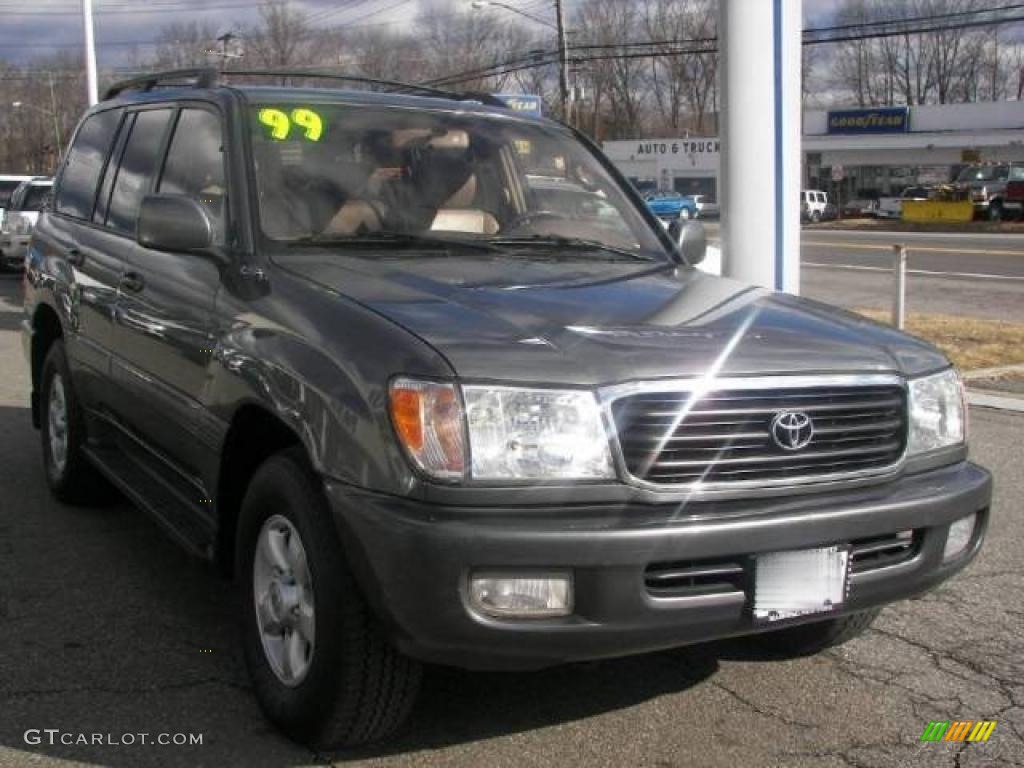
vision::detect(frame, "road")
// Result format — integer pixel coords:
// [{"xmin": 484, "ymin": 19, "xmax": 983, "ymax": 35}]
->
[
  {"xmin": 0, "ymin": 272, "xmax": 1022, "ymax": 768},
  {"xmin": 704, "ymin": 225, "xmax": 1024, "ymax": 322}
]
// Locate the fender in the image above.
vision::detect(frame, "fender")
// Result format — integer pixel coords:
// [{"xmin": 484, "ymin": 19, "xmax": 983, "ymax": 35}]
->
[{"xmin": 205, "ymin": 265, "xmax": 455, "ymax": 499}]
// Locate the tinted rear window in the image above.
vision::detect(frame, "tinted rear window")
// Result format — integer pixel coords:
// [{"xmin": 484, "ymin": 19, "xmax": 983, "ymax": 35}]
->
[
  {"xmin": 56, "ymin": 110, "xmax": 121, "ymax": 219},
  {"xmin": 106, "ymin": 109, "xmax": 173, "ymax": 234}
]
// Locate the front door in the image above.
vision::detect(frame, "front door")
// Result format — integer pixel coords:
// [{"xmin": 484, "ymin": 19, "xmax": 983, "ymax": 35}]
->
[{"xmin": 109, "ymin": 106, "xmax": 229, "ymax": 492}]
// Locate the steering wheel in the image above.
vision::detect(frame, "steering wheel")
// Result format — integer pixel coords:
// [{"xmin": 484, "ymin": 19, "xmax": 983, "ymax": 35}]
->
[{"xmin": 502, "ymin": 210, "xmax": 565, "ymax": 234}]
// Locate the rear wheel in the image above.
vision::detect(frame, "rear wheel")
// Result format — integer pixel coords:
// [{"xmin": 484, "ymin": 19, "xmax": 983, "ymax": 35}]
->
[
  {"xmin": 40, "ymin": 340, "xmax": 108, "ymax": 504},
  {"xmin": 744, "ymin": 608, "xmax": 881, "ymax": 658},
  {"xmin": 238, "ymin": 449, "xmax": 421, "ymax": 748}
]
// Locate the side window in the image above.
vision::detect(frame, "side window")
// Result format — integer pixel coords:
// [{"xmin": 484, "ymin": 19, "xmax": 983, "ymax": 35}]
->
[
  {"xmin": 106, "ymin": 109, "xmax": 173, "ymax": 234},
  {"xmin": 158, "ymin": 109, "xmax": 227, "ymax": 243},
  {"xmin": 55, "ymin": 109, "xmax": 121, "ymax": 219}
]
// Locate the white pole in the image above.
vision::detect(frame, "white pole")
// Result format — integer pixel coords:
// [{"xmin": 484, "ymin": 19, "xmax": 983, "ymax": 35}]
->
[
  {"xmin": 892, "ymin": 244, "xmax": 907, "ymax": 329},
  {"xmin": 719, "ymin": 0, "xmax": 802, "ymax": 293},
  {"xmin": 82, "ymin": 0, "xmax": 99, "ymax": 106}
]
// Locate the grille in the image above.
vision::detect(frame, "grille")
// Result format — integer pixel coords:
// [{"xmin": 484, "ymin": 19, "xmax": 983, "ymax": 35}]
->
[
  {"xmin": 644, "ymin": 559, "xmax": 747, "ymax": 597},
  {"xmin": 611, "ymin": 382, "xmax": 906, "ymax": 486},
  {"xmin": 644, "ymin": 529, "xmax": 921, "ymax": 598},
  {"xmin": 848, "ymin": 530, "xmax": 919, "ymax": 573}
]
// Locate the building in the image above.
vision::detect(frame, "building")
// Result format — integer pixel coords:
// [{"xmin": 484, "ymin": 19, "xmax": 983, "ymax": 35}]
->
[{"xmin": 603, "ymin": 100, "xmax": 1024, "ymax": 203}]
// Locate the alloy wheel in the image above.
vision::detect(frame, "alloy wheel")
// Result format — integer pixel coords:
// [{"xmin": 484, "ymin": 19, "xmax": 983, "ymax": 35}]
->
[{"xmin": 253, "ymin": 515, "xmax": 316, "ymax": 686}]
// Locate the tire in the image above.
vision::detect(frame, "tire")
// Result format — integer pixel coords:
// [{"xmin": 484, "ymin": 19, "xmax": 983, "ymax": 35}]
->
[
  {"xmin": 988, "ymin": 200, "xmax": 1004, "ymax": 221},
  {"xmin": 679, "ymin": 207, "xmax": 691, "ymax": 221},
  {"xmin": 40, "ymin": 340, "xmax": 108, "ymax": 504},
  {"xmin": 744, "ymin": 608, "xmax": 881, "ymax": 658},
  {"xmin": 237, "ymin": 449, "xmax": 421, "ymax": 748},
  {"xmin": 810, "ymin": 210, "xmax": 822, "ymax": 223}
]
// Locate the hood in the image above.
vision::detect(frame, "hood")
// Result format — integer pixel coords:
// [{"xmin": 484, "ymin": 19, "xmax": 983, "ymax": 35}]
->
[{"xmin": 276, "ymin": 251, "xmax": 948, "ymax": 385}]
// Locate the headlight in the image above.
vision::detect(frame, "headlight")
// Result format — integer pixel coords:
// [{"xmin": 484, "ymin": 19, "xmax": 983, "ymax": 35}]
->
[
  {"xmin": 907, "ymin": 368, "xmax": 965, "ymax": 455},
  {"xmin": 463, "ymin": 385, "xmax": 613, "ymax": 481}
]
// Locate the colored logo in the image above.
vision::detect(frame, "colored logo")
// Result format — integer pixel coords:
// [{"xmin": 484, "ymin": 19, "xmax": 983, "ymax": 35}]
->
[
  {"xmin": 920, "ymin": 721, "xmax": 997, "ymax": 742},
  {"xmin": 770, "ymin": 411, "xmax": 814, "ymax": 451}
]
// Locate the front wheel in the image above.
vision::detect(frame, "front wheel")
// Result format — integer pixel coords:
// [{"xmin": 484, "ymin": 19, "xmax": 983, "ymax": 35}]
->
[
  {"xmin": 810, "ymin": 210, "xmax": 822, "ymax": 223},
  {"xmin": 743, "ymin": 608, "xmax": 881, "ymax": 658},
  {"xmin": 989, "ymin": 200, "xmax": 1004, "ymax": 221},
  {"xmin": 238, "ymin": 449, "xmax": 421, "ymax": 748}
]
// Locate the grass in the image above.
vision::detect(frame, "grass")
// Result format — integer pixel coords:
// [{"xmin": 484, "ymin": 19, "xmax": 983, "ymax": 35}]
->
[{"xmin": 855, "ymin": 309, "xmax": 1024, "ymax": 371}]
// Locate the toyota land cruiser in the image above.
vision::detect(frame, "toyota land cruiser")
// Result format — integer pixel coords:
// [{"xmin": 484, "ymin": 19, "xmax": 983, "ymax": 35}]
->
[{"xmin": 22, "ymin": 69, "xmax": 992, "ymax": 748}]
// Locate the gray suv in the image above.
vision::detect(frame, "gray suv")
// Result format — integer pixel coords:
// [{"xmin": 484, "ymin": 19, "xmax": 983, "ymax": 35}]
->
[{"xmin": 22, "ymin": 69, "xmax": 992, "ymax": 748}]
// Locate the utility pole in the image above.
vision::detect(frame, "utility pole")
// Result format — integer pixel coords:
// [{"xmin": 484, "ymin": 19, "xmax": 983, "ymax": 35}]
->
[
  {"xmin": 82, "ymin": 0, "xmax": 98, "ymax": 105},
  {"xmin": 554, "ymin": 0, "xmax": 570, "ymax": 125}
]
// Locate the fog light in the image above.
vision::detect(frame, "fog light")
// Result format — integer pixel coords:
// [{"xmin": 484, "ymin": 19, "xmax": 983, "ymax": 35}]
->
[
  {"xmin": 943, "ymin": 514, "xmax": 977, "ymax": 561},
  {"xmin": 469, "ymin": 572, "xmax": 572, "ymax": 619}
]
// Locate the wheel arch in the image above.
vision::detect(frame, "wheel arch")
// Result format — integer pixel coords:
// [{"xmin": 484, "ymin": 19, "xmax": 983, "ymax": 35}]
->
[
  {"xmin": 215, "ymin": 402, "xmax": 306, "ymax": 577},
  {"xmin": 30, "ymin": 302, "xmax": 64, "ymax": 429}
]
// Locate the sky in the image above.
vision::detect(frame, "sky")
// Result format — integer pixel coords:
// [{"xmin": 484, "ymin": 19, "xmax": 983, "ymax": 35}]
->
[{"xmin": 0, "ymin": 0, "xmax": 839, "ymax": 69}]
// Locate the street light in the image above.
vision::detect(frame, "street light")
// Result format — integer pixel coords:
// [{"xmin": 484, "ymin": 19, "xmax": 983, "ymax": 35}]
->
[
  {"xmin": 470, "ymin": 0, "xmax": 557, "ymax": 29},
  {"xmin": 12, "ymin": 101, "xmax": 64, "ymax": 161},
  {"xmin": 470, "ymin": 0, "xmax": 571, "ymax": 123}
]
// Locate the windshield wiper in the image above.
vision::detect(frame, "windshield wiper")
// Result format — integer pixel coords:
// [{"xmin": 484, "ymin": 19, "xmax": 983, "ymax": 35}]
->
[
  {"xmin": 486, "ymin": 235, "xmax": 655, "ymax": 261},
  {"xmin": 288, "ymin": 232, "xmax": 501, "ymax": 253}
]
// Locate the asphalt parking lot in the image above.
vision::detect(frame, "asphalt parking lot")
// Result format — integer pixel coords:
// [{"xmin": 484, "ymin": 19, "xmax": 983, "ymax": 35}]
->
[{"xmin": 0, "ymin": 271, "xmax": 1022, "ymax": 768}]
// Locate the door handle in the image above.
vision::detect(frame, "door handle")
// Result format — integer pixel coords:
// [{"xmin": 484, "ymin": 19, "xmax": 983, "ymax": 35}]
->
[
  {"xmin": 120, "ymin": 271, "xmax": 145, "ymax": 293},
  {"xmin": 66, "ymin": 248, "xmax": 85, "ymax": 267}
]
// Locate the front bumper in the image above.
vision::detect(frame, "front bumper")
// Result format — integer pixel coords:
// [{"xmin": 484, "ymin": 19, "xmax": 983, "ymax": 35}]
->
[{"xmin": 325, "ymin": 461, "xmax": 991, "ymax": 670}]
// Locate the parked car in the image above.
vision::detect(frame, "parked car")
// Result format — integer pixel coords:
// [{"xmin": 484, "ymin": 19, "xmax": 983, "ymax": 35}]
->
[
  {"xmin": 954, "ymin": 163, "xmax": 1024, "ymax": 220},
  {"xmin": 24, "ymin": 69, "xmax": 991, "ymax": 749},
  {"xmin": 1003, "ymin": 166, "xmax": 1024, "ymax": 219},
  {"xmin": 0, "ymin": 178, "xmax": 53, "ymax": 269},
  {"xmin": 841, "ymin": 198, "xmax": 878, "ymax": 218},
  {"xmin": 800, "ymin": 189, "xmax": 829, "ymax": 222},
  {"xmin": 876, "ymin": 186, "xmax": 931, "ymax": 220},
  {"xmin": 690, "ymin": 194, "xmax": 719, "ymax": 218},
  {"xmin": 0, "ymin": 174, "xmax": 35, "ymax": 262},
  {"xmin": 643, "ymin": 191, "xmax": 699, "ymax": 220}
]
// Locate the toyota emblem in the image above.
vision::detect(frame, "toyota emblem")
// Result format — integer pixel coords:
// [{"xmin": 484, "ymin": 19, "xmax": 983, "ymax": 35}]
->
[{"xmin": 770, "ymin": 411, "xmax": 814, "ymax": 451}]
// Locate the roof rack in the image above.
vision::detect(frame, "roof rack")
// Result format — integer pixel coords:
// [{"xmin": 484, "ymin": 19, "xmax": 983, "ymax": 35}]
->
[
  {"xmin": 104, "ymin": 68, "xmax": 218, "ymax": 100},
  {"xmin": 103, "ymin": 67, "xmax": 508, "ymax": 109}
]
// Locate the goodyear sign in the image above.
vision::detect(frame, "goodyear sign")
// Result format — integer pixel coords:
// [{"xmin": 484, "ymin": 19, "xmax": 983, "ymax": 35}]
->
[
  {"xmin": 827, "ymin": 107, "xmax": 909, "ymax": 135},
  {"xmin": 494, "ymin": 94, "xmax": 543, "ymax": 117}
]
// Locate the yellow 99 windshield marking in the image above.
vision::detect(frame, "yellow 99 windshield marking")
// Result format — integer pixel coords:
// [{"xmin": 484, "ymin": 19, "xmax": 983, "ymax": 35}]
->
[
  {"xmin": 257, "ymin": 107, "xmax": 324, "ymax": 142},
  {"xmin": 258, "ymin": 108, "xmax": 291, "ymax": 140},
  {"xmin": 291, "ymin": 109, "xmax": 323, "ymax": 141}
]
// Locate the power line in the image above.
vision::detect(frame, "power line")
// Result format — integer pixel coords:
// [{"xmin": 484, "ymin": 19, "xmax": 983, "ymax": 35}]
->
[{"xmin": 425, "ymin": 6, "xmax": 1024, "ymax": 87}]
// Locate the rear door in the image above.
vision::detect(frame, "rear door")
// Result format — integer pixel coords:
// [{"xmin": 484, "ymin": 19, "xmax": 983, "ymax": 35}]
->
[
  {"xmin": 40, "ymin": 108, "xmax": 125, "ymax": 410},
  {"xmin": 110, "ymin": 105, "xmax": 227, "ymax": 488}
]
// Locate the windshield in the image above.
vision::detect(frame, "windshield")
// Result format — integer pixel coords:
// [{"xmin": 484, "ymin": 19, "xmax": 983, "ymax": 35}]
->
[
  {"xmin": 957, "ymin": 166, "xmax": 1008, "ymax": 182},
  {"xmin": 248, "ymin": 102, "xmax": 668, "ymax": 260}
]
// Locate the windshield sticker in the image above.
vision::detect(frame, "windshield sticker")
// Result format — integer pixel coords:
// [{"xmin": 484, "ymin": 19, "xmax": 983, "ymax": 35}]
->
[{"xmin": 257, "ymin": 107, "xmax": 325, "ymax": 142}]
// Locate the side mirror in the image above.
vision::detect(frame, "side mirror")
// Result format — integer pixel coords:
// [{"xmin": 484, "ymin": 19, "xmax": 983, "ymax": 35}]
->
[
  {"xmin": 668, "ymin": 219, "xmax": 707, "ymax": 266},
  {"xmin": 137, "ymin": 195, "xmax": 212, "ymax": 253}
]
